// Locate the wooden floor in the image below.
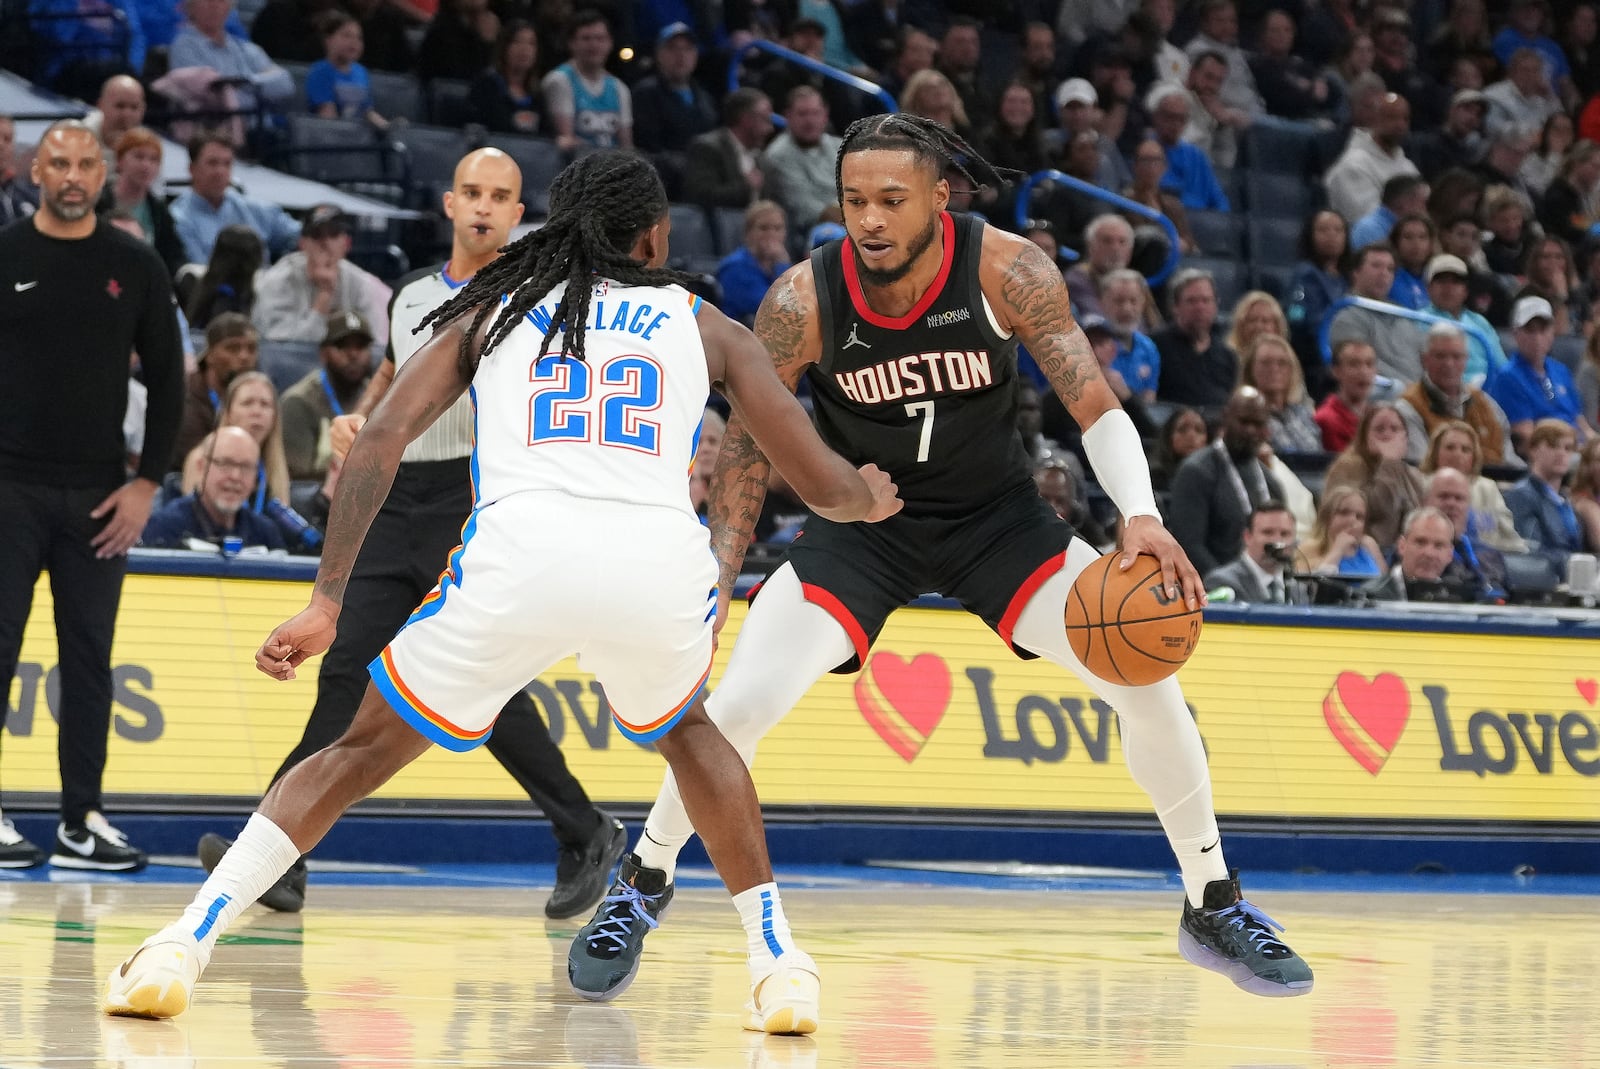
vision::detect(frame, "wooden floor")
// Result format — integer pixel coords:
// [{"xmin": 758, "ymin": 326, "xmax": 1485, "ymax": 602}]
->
[{"xmin": 1, "ymin": 874, "xmax": 1596, "ymax": 1069}]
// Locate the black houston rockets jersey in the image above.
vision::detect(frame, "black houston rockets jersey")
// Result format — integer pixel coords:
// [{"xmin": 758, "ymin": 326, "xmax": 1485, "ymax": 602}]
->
[{"xmin": 808, "ymin": 211, "xmax": 1031, "ymax": 517}]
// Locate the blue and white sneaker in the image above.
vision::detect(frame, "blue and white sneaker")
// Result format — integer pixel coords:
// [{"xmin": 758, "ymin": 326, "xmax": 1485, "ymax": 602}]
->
[
  {"xmin": 1178, "ymin": 870, "xmax": 1314, "ymax": 997},
  {"xmin": 567, "ymin": 853, "xmax": 673, "ymax": 1001}
]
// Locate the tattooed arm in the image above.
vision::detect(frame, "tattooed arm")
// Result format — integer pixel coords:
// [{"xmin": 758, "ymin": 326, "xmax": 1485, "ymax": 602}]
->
[
  {"xmin": 703, "ymin": 264, "xmax": 825, "ymax": 633},
  {"xmin": 981, "ymin": 231, "xmax": 1119, "ymax": 427}
]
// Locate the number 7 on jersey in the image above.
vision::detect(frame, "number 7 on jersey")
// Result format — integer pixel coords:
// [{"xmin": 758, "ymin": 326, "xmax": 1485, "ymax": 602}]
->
[{"xmin": 905, "ymin": 401, "xmax": 936, "ymax": 463}]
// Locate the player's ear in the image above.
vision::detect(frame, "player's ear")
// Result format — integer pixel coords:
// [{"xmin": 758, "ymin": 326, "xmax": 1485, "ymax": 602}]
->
[
  {"xmin": 932, "ymin": 175, "xmax": 950, "ymax": 213},
  {"xmin": 441, "ymin": 190, "xmax": 455, "ymax": 220},
  {"xmin": 638, "ymin": 214, "xmax": 669, "ymax": 268}
]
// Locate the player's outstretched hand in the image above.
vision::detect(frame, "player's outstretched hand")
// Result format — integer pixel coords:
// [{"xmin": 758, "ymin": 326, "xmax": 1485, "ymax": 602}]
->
[
  {"xmin": 256, "ymin": 604, "xmax": 339, "ymax": 681},
  {"xmin": 328, "ymin": 414, "xmax": 367, "ymax": 461},
  {"xmin": 859, "ymin": 464, "xmax": 903, "ymax": 522},
  {"xmin": 1121, "ymin": 515, "xmax": 1207, "ymax": 611}
]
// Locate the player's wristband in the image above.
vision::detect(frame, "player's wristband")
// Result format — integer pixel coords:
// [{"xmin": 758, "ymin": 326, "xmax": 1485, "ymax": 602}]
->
[{"xmin": 1081, "ymin": 408, "xmax": 1161, "ymax": 521}]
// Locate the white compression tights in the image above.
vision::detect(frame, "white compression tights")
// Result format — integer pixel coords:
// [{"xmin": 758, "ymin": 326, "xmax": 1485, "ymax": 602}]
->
[{"xmin": 642, "ymin": 543, "xmax": 1227, "ymax": 904}]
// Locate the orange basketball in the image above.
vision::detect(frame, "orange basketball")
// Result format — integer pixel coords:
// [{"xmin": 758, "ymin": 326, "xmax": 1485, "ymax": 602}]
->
[{"xmin": 1064, "ymin": 552, "xmax": 1202, "ymax": 687}]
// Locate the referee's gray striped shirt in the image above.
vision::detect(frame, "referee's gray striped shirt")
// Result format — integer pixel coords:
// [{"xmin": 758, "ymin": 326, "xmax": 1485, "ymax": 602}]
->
[{"xmin": 388, "ymin": 264, "xmax": 476, "ymax": 463}]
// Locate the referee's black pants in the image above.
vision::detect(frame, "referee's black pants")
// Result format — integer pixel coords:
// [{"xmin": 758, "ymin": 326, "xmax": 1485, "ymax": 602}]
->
[
  {"xmin": 269, "ymin": 459, "xmax": 602, "ymax": 847},
  {"xmin": 0, "ymin": 479, "xmax": 127, "ymax": 828}
]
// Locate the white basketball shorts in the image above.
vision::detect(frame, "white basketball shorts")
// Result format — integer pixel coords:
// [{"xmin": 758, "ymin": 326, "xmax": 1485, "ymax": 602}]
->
[{"xmin": 368, "ymin": 489, "xmax": 718, "ymax": 751}]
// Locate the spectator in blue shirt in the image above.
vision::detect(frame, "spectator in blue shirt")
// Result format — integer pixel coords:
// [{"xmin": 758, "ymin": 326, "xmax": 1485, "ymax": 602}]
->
[
  {"xmin": 1488, "ymin": 296, "xmax": 1596, "ymax": 451},
  {"xmin": 1350, "ymin": 174, "xmax": 1429, "ymax": 250},
  {"xmin": 141, "ymin": 426, "xmax": 286, "ymax": 550},
  {"xmin": 717, "ymin": 200, "xmax": 791, "ymax": 326},
  {"xmin": 1493, "ymin": 0, "xmax": 1574, "ymax": 99},
  {"xmin": 1387, "ymin": 214, "xmax": 1434, "ymax": 311},
  {"xmin": 1503, "ymin": 418, "xmax": 1584, "ymax": 568},
  {"xmin": 29, "ymin": 0, "xmax": 146, "ymax": 93},
  {"xmin": 169, "ymin": 133, "xmax": 300, "ymax": 264},
  {"xmin": 169, "ymin": 0, "xmax": 294, "ymax": 113},
  {"xmin": 1099, "ymin": 269, "xmax": 1161, "ymax": 403},
  {"xmin": 305, "ymin": 11, "xmax": 386, "ymax": 129},
  {"xmin": 1147, "ymin": 82, "xmax": 1230, "ymax": 211}
]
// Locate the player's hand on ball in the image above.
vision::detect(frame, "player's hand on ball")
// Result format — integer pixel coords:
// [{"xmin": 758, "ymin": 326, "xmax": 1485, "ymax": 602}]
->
[
  {"xmin": 859, "ymin": 464, "xmax": 903, "ymax": 522},
  {"xmin": 328, "ymin": 414, "xmax": 367, "ymax": 460},
  {"xmin": 1121, "ymin": 515, "xmax": 1206, "ymax": 610},
  {"xmin": 256, "ymin": 604, "xmax": 339, "ymax": 680}
]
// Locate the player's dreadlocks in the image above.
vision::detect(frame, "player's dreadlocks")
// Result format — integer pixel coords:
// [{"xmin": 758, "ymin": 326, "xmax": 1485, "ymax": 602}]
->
[
  {"xmin": 418, "ymin": 150, "xmax": 697, "ymax": 376},
  {"xmin": 833, "ymin": 113, "xmax": 1020, "ymax": 205}
]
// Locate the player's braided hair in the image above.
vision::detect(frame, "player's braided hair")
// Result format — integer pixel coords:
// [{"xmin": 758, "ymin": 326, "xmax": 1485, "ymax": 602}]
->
[
  {"xmin": 833, "ymin": 113, "xmax": 1019, "ymax": 205},
  {"xmin": 418, "ymin": 150, "xmax": 697, "ymax": 377}
]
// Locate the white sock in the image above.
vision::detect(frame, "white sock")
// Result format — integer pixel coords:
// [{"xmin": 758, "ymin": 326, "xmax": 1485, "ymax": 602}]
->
[
  {"xmin": 631, "ymin": 829, "xmax": 680, "ymax": 885},
  {"xmin": 175, "ymin": 814, "xmax": 301, "ymax": 955},
  {"xmin": 732, "ymin": 882, "xmax": 794, "ymax": 982}
]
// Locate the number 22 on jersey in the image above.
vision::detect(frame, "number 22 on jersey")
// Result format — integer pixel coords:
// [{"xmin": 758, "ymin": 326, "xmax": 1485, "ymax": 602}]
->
[{"xmin": 527, "ymin": 353, "xmax": 663, "ymax": 454}]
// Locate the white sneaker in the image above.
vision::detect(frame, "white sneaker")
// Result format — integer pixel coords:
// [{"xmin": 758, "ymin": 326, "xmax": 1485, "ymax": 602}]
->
[
  {"xmin": 103, "ymin": 928, "xmax": 208, "ymax": 1019},
  {"xmin": 743, "ymin": 950, "xmax": 820, "ymax": 1035}
]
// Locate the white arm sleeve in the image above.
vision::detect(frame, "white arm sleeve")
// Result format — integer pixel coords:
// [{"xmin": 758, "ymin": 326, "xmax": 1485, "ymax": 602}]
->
[{"xmin": 1080, "ymin": 408, "xmax": 1161, "ymax": 521}]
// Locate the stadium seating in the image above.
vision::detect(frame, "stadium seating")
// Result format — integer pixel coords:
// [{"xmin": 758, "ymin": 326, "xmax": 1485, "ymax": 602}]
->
[
  {"xmin": 480, "ymin": 132, "xmax": 564, "ymax": 215},
  {"xmin": 666, "ymin": 204, "xmax": 722, "ymax": 275}
]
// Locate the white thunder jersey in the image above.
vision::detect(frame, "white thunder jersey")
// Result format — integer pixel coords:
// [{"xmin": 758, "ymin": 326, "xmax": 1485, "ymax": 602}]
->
[{"xmin": 470, "ymin": 278, "xmax": 709, "ymax": 513}]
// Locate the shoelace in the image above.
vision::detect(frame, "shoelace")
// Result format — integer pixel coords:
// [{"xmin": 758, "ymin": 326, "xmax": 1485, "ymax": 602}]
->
[
  {"xmin": 1211, "ymin": 899, "xmax": 1292, "ymax": 956},
  {"xmin": 84, "ymin": 815, "xmax": 131, "ymax": 848},
  {"xmin": 0, "ymin": 818, "xmax": 26, "ymax": 847},
  {"xmin": 585, "ymin": 884, "xmax": 662, "ymax": 955}
]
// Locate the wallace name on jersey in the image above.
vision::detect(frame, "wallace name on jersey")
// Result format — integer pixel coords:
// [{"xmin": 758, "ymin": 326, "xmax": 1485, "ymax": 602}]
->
[{"xmin": 833, "ymin": 349, "xmax": 994, "ymax": 406}]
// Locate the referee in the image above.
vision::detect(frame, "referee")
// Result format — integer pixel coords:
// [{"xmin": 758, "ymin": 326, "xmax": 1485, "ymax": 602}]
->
[
  {"xmin": 199, "ymin": 149, "xmax": 625, "ymax": 916},
  {"xmin": 0, "ymin": 121, "xmax": 184, "ymax": 871}
]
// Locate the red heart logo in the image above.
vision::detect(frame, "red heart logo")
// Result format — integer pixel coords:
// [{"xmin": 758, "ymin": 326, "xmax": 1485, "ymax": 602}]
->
[
  {"xmin": 1578, "ymin": 679, "xmax": 1598, "ymax": 707},
  {"xmin": 1323, "ymin": 672, "xmax": 1410, "ymax": 775},
  {"xmin": 854, "ymin": 652, "xmax": 952, "ymax": 763}
]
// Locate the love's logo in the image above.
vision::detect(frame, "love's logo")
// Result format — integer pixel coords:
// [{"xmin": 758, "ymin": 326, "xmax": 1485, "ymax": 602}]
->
[
  {"xmin": 854, "ymin": 652, "xmax": 952, "ymax": 763},
  {"xmin": 1323, "ymin": 672, "xmax": 1411, "ymax": 775}
]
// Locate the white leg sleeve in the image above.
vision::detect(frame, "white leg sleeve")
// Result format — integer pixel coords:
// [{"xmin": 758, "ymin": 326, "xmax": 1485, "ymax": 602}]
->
[
  {"xmin": 643, "ymin": 563, "xmax": 855, "ymax": 849},
  {"xmin": 1010, "ymin": 539, "xmax": 1225, "ymax": 894}
]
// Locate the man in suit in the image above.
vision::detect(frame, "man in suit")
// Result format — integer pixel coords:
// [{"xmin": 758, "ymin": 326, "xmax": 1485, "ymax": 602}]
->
[
  {"xmin": 1168, "ymin": 387, "xmax": 1283, "ymax": 575},
  {"xmin": 1504, "ymin": 418, "xmax": 1584, "ymax": 570},
  {"xmin": 1204, "ymin": 500, "xmax": 1304, "ymax": 603},
  {"xmin": 682, "ymin": 87, "xmax": 773, "ymax": 210},
  {"xmin": 1363, "ymin": 507, "xmax": 1467, "ymax": 602},
  {"xmin": 1424, "ymin": 467, "xmax": 1508, "ymax": 602}
]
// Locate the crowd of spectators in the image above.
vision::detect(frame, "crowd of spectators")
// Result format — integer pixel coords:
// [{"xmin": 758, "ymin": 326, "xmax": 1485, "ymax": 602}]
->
[{"xmin": 5, "ymin": 0, "xmax": 1600, "ymax": 606}]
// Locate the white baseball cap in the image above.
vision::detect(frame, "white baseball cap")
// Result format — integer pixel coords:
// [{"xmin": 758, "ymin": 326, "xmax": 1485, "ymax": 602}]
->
[
  {"xmin": 1055, "ymin": 78, "xmax": 1097, "ymax": 111},
  {"xmin": 1512, "ymin": 295, "xmax": 1555, "ymax": 328}
]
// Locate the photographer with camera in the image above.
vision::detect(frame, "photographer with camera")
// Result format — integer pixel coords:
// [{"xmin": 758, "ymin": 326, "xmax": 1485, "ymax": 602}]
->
[{"xmin": 1204, "ymin": 500, "xmax": 1306, "ymax": 604}]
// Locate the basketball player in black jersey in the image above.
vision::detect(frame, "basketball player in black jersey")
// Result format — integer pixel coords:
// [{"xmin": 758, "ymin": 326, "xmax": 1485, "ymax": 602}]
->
[{"xmin": 569, "ymin": 115, "xmax": 1313, "ymax": 1008}]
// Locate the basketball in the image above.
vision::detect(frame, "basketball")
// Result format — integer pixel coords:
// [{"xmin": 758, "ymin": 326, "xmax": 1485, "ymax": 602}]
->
[{"xmin": 1065, "ymin": 552, "xmax": 1202, "ymax": 687}]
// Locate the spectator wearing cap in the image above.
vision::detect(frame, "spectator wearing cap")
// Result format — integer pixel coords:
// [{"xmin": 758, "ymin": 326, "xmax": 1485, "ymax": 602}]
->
[
  {"xmin": 251, "ymin": 204, "xmax": 392, "ymax": 346},
  {"xmin": 172, "ymin": 313, "xmax": 261, "ymax": 470},
  {"xmin": 1488, "ymin": 296, "xmax": 1597, "ymax": 449},
  {"xmin": 141, "ymin": 427, "xmax": 286, "ymax": 551},
  {"xmin": 1250, "ymin": 10, "xmax": 1334, "ymax": 122},
  {"xmin": 1328, "ymin": 242, "xmax": 1426, "ymax": 384},
  {"xmin": 1493, "ymin": 0, "xmax": 1575, "ymax": 101},
  {"xmin": 1504, "ymin": 418, "xmax": 1585, "ymax": 568},
  {"xmin": 170, "ymin": 134, "xmax": 301, "ymax": 264},
  {"xmin": 1145, "ymin": 83, "xmax": 1229, "ymax": 212},
  {"xmin": 1409, "ymin": 88, "xmax": 1488, "ymax": 182},
  {"xmin": 1326, "ymin": 93, "xmax": 1421, "ymax": 222},
  {"xmin": 1183, "ymin": 0, "xmax": 1263, "ymax": 121},
  {"xmin": 717, "ymin": 201, "xmax": 790, "ymax": 327},
  {"xmin": 95, "ymin": 127, "xmax": 184, "ymax": 275},
  {"xmin": 1350, "ymin": 174, "xmax": 1430, "ymax": 252},
  {"xmin": 761, "ymin": 86, "xmax": 841, "ymax": 236},
  {"xmin": 280, "ymin": 311, "xmax": 375, "ymax": 480},
  {"xmin": 1536, "ymin": 139, "xmax": 1600, "ymax": 249},
  {"xmin": 1485, "ymin": 48, "xmax": 1563, "ymax": 138},
  {"xmin": 684, "ymin": 88, "xmax": 774, "ymax": 211},
  {"xmin": 1397, "ymin": 322, "xmax": 1518, "ymax": 466},
  {"xmin": 541, "ymin": 10, "xmax": 632, "ymax": 152},
  {"xmin": 631, "ymin": 23, "xmax": 718, "ymax": 159},
  {"xmin": 1047, "ymin": 78, "xmax": 1130, "ymax": 193},
  {"xmin": 1420, "ymin": 253, "xmax": 1508, "ymax": 386}
]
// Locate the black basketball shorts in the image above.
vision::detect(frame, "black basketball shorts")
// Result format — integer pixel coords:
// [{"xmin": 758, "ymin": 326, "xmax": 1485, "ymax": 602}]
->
[{"xmin": 764, "ymin": 480, "xmax": 1079, "ymax": 674}]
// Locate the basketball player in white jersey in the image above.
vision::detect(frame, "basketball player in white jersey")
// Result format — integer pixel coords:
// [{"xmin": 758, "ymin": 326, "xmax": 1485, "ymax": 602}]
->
[{"xmin": 103, "ymin": 150, "xmax": 900, "ymax": 1034}]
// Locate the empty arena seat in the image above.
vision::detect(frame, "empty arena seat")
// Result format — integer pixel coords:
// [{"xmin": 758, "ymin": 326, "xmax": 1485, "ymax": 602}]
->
[
  {"xmin": 667, "ymin": 203, "xmax": 721, "ymax": 275},
  {"xmin": 1187, "ymin": 210, "xmax": 1244, "ymax": 258},
  {"xmin": 391, "ymin": 123, "xmax": 473, "ymax": 207},
  {"xmin": 1180, "ymin": 256, "xmax": 1246, "ymax": 308},
  {"xmin": 1245, "ymin": 172, "xmax": 1315, "ymax": 219},
  {"xmin": 281, "ymin": 114, "xmax": 396, "ymax": 192},
  {"xmin": 481, "ymin": 133, "xmax": 564, "ymax": 215},
  {"xmin": 369, "ymin": 70, "xmax": 424, "ymax": 123},
  {"xmin": 1249, "ymin": 216, "xmax": 1304, "ymax": 266},
  {"xmin": 426, "ymin": 79, "xmax": 474, "ymax": 126}
]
